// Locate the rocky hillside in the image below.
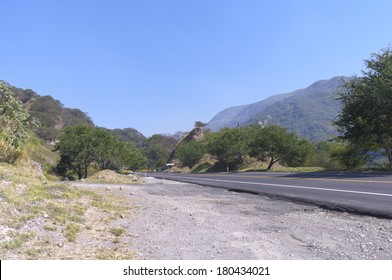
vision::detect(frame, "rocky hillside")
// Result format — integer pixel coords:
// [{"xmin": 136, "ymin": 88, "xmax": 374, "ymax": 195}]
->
[
  {"xmin": 10, "ymin": 86, "xmax": 93, "ymax": 141},
  {"xmin": 167, "ymin": 126, "xmax": 205, "ymax": 163},
  {"xmin": 207, "ymin": 76, "xmax": 349, "ymax": 141},
  {"xmin": 8, "ymin": 84, "xmax": 146, "ymax": 146}
]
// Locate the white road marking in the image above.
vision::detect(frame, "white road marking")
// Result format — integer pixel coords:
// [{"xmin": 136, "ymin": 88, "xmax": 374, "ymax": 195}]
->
[{"xmin": 163, "ymin": 176, "xmax": 392, "ymax": 198}]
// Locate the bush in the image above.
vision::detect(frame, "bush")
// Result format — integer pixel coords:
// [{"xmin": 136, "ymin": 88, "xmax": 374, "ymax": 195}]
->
[
  {"xmin": 0, "ymin": 138, "xmax": 22, "ymax": 163},
  {"xmin": 176, "ymin": 141, "xmax": 206, "ymax": 168}
]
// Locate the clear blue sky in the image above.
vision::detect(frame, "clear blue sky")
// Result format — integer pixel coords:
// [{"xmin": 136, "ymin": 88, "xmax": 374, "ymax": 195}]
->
[{"xmin": 1, "ymin": 0, "xmax": 391, "ymax": 136}]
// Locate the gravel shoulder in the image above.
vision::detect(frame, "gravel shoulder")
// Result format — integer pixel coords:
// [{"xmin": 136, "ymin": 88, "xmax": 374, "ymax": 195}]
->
[{"xmin": 84, "ymin": 177, "xmax": 392, "ymax": 260}]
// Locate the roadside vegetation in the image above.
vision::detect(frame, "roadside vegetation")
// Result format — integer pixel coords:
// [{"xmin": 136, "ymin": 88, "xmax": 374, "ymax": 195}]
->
[
  {"xmin": 0, "ymin": 161, "xmax": 135, "ymax": 259},
  {"xmin": 1, "ymin": 81, "xmax": 135, "ymax": 259}
]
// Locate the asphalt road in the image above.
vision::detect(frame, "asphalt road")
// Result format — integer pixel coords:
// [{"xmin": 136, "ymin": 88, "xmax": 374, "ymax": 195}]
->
[{"xmin": 146, "ymin": 172, "xmax": 392, "ymax": 219}]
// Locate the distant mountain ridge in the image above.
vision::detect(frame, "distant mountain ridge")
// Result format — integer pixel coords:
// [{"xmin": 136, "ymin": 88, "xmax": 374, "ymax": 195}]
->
[
  {"xmin": 10, "ymin": 86, "xmax": 94, "ymax": 141},
  {"xmin": 207, "ymin": 76, "xmax": 348, "ymax": 141},
  {"xmin": 8, "ymin": 84, "xmax": 146, "ymax": 145}
]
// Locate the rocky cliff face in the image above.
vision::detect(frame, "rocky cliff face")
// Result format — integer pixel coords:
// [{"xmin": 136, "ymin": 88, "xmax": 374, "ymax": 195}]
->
[{"xmin": 167, "ymin": 127, "xmax": 205, "ymax": 164}]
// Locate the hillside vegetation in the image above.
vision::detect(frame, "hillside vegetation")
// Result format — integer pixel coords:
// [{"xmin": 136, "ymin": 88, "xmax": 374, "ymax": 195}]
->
[{"xmin": 10, "ymin": 86, "xmax": 93, "ymax": 141}]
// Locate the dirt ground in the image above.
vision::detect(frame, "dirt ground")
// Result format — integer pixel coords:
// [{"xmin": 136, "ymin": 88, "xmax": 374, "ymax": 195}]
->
[{"xmin": 85, "ymin": 177, "xmax": 392, "ymax": 260}]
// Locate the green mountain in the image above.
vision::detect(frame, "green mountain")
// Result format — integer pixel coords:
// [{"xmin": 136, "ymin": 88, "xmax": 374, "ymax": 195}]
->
[
  {"xmin": 10, "ymin": 86, "xmax": 94, "ymax": 141},
  {"xmin": 9, "ymin": 84, "xmax": 146, "ymax": 146},
  {"xmin": 102, "ymin": 127, "xmax": 145, "ymax": 148},
  {"xmin": 207, "ymin": 76, "xmax": 348, "ymax": 141}
]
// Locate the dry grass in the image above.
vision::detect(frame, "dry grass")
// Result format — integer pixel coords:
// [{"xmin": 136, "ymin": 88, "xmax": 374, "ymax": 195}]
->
[
  {"xmin": 83, "ymin": 169, "xmax": 140, "ymax": 184},
  {"xmin": 0, "ymin": 162, "xmax": 136, "ymax": 260}
]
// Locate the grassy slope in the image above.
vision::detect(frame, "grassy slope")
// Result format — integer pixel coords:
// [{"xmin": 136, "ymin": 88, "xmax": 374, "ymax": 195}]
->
[{"xmin": 0, "ymin": 159, "xmax": 137, "ymax": 259}]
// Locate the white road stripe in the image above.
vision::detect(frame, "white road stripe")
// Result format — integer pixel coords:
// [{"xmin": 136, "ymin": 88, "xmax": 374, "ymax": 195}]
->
[{"xmin": 163, "ymin": 176, "xmax": 392, "ymax": 198}]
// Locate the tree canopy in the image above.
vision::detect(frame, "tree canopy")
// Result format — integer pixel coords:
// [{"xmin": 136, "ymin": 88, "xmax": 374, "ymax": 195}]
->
[
  {"xmin": 206, "ymin": 127, "xmax": 249, "ymax": 167},
  {"xmin": 335, "ymin": 47, "xmax": 392, "ymax": 168},
  {"xmin": 56, "ymin": 125, "xmax": 146, "ymax": 179},
  {"xmin": 247, "ymin": 125, "xmax": 313, "ymax": 170},
  {"xmin": 176, "ymin": 141, "xmax": 206, "ymax": 168},
  {"xmin": 206, "ymin": 125, "xmax": 312, "ymax": 170}
]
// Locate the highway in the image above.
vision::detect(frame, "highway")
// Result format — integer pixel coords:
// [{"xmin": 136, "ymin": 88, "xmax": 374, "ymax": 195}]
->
[{"xmin": 146, "ymin": 172, "xmax": 392, "ymax": 219}]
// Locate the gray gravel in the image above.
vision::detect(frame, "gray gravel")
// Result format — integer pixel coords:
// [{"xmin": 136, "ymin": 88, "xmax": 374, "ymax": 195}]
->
[{"xmin": 111, "ymin": 177, "xmax": 392, "ymax": 260}]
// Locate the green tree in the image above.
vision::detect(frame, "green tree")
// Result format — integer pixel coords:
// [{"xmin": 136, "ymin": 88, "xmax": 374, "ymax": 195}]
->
[
  {"xmin": 247, "ymin": 125, "xmax": 313, "ymax": 170},
  {"xmin": 56, "ymin": 125, "xmax": 147, "ymax": 178},
  {"xmin": 176, "ymin": 141, "xmax": 206, "ymax": 168},
  {"xmin": 307, "ymin": 141, "xmax": 343, "ymax": 170},
  {"xmin": 142, "ymin": 134, "xmax": 177, "ymax": 169},
  {"xmin": 330, "ymin": 143, "xmax": 367, "ymax": 170},
  {"xmin": 335, "ymin": 47, "xmax": 392, "ymax": 169},
  {"xmin": 93, "ymin": 128, "xmax": 121, "ymax": 170},
  {"xmin": 207, "ymin": 127, "xmax": 249, "ymax": 167},
  {"xmin": 116, "ymin": 141, "xmax": 147, "ymax": 170},
  {"xmin": 56, "ymin": 124, "xmax": 97, "ymax": 179}
]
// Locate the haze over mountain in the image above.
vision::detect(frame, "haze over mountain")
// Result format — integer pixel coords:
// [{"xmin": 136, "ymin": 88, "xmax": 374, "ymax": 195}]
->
[{"xmin": 207, "ymin": 76, "xmax": 348, "ymax": 141}]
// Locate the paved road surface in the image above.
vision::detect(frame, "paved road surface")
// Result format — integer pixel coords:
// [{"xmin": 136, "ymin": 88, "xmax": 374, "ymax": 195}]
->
[{"xmin": 145, "ymin": 172, "xmax": 392, "ymax": 219}]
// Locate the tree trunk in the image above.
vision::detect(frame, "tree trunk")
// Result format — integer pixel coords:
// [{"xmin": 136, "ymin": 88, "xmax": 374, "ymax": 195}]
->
[
  {"xmin": 84, "ymin": 162, "xmax": 89, "ymax": 179},
  {"xmin": 76, "ymin": 166, "xmax": 83, "ymax": 180},
  {"xmin": 267, "ymin": 157, "xmax": 278, "ymax": 170},
  {"xmin": 385, "ymin": 148, "xmax": 392, "ymax": 170}
]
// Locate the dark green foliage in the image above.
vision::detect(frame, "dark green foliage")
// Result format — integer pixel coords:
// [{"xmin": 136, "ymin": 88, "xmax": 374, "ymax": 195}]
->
[
  {"xmin": 308, "ymin": 141, "xmax": 367, "ymax": 170},
  {"xmin": 93, "ymin": 128, "xmax": 146, "ymax": 170},
  {"xmin": 176, "ymin": 141, "xmax": 206, "ymax": 168},
  {"xmin": 330, "ymin": 143, "xmax": 367, "ymax": 170},
  {"xmin": 206, "ymin": 125, "xmax": 312, "ymax": 170},
  {"xmin": 56, "ymin": 125, "xmax": 97, "ymax": 179},
  {"xmin": 247, "ymin": 125, "xmax": 313, "ymax": 170},
  {"xmin": 207, "ymin": 128, "xmax": 249, "ymax": 167},
  {"xmin": 142, "ymin": 134, "xmax": 177, "ymax": 169},
  {"xmin": 10, "ymin": 87, "xmax": 38, "ymax": 104},
  {"xmin": 105, "ymin": 127, "xmax": 145, "ymax": 148},
  {"xmin": 307, "ymin": 141, "xmax": 343, "ymax": 170},
  {"xmin": 56, "ymin": 125, "xmax": 146, "ymax": 179},
  {"xmin": 335, "ymin": 47, "xmax": 392, "ymax": 169}
]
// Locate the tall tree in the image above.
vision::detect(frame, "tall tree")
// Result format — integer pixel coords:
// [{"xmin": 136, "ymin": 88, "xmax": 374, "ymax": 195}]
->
[
  {"xmin": 56, "ymin": 124, "xmax": 97, "ymax": 179},
  {"xmin": 207, "ymin": 127, "xmax": 249, "ymax": 167},
  {"xmin": 116, "ymin": 141, "xmax": 147, "ymax": 170},
  {"xmin": 176, "ymin": 141, "xmax": 206, "ymax": 168},
  {"xmin": 247, "ymin": 125, "xmax": 312, "ymax": 170},
  {"xmin": 335, "ymin": 47, "xmax": 392, "ymax": 168},
  {"xmin": 93, "ymin": 128, "xmax": 120, "ymax": 170},
  {"xmin": 56, "ymin": 125, "xmax": 147, "ymax": 178}
]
